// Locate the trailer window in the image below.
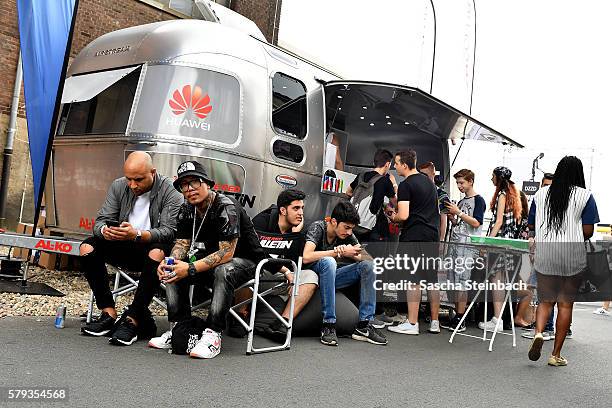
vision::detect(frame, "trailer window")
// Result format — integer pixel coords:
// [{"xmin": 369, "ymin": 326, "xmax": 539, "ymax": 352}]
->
[
  {"xmin": 272, "ymin": 140, "xmax": 304, "ymax": 164},
  {"xmin": 131, "ymin": 65, "xmax": 240, "ymax": 145},
  {"xmin": 58, "ymin": 67, "xmax": 141, "ymax": 136},
  {"xmin": 272, "ymin": 73, "xmax": 307, "ymax": 139}
]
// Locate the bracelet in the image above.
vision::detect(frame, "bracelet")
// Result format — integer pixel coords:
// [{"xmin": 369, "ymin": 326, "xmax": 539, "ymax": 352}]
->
[{"xmin": 458, "ymin": 212, "xmax": 464, "ymax": 218}]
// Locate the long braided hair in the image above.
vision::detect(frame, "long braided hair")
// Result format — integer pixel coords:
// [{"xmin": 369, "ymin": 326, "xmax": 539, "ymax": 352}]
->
[{"xmin": 545, "ymin": 156, "xmax": 586, "ymax": 234}]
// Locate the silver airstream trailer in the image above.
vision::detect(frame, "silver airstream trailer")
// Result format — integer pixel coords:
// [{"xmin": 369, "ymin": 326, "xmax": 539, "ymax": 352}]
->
[{"xmin": 46, "ymin": 18, "xmax": 521, "ymax": 237}]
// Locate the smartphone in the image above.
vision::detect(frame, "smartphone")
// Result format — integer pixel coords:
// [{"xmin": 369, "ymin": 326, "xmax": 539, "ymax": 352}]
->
[{"xmin": 106, "ymin": 220, "xmax": 121, "ymax": 227}]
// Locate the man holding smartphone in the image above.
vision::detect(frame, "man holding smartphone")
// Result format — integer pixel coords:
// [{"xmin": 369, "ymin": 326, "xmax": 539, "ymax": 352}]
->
[
  {"xmin": 302, "ymin": 201, "xmax": 386, "ymax": 347},
  {"xmin": 79, "ymin": 152, "xmax": 183, "ymax": 346}
]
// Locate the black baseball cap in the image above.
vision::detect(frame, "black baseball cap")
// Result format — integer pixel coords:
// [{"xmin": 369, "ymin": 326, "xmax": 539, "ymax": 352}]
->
[{"xmin": 173, "ymin": 160, "xmax": 215, "ymax": 191}]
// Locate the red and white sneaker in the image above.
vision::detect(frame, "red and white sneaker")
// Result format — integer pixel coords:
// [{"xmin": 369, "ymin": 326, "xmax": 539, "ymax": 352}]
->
[{"xmin": 190, "ymin": 328, "xmax": 221, "ymax": 359}]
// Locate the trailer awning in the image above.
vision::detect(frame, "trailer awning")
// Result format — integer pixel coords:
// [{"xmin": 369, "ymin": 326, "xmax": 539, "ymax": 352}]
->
[
  {"xmin": 61, "ymin": 65, "xmax": 140, "ymax": 104},
  {"xmin": 324, "ymin": 81, "xmax": 523, "ymax": 148}
]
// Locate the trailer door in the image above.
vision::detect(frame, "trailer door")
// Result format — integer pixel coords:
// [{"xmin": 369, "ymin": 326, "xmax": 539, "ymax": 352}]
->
[{"xmin": 320, "ymin": 81, "xmax": 522, "ymax": 195}]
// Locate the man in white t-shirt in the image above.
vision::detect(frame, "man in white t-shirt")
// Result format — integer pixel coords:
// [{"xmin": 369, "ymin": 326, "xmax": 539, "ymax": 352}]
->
[{"xmin": 79, "ymin": 152, "xmax": 183, "ymax": 346}]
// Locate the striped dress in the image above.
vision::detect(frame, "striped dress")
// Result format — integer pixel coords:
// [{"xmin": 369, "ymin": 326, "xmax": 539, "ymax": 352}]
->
[{"xmin": 532, "ymin": 186, "xmax": 594, "ymax": 277}]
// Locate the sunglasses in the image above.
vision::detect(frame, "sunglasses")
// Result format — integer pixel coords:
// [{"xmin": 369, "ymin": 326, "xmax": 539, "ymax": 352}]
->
[{"xmin": 179, "ymin": 178, "xmax": 203, "ymax": 192}]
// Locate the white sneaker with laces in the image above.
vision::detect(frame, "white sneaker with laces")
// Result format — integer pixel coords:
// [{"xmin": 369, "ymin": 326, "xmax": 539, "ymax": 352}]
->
[
  {"xmin": 190, "ymin": 328, "xmax": 222, "ymax": 359},
  {"xmin": 478, "ymin": 317, "xmax": 504, "ymax": 332},
  {"xmin": 387, "ymin": 321, "xmax": 419, "ymax": 335},
  {"xmin": 148, "ymin": 330, "xmax": 172, "ymax": 349},
  {"xmin": 428, "ymin": 320, "xmax": 440, "ymax": 333},
  {"xmin": 593, "ymin": 307, "xmax": 611, "ymax": 316}
]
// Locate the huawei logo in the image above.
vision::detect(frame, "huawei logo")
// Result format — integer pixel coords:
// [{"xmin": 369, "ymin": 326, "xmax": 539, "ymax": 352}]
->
[{"xmin": 168, "ymin": 85, "xmax": 213, "ymax": 119}]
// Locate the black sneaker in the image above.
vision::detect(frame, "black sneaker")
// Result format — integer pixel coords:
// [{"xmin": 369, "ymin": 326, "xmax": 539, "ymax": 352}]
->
[
  {"xmin": 263, "ymin": 320, "xmax": 288, "ymax": 343},
  {"xmin": 320, "ymin": 323, "xmax": 338, "ymax": 346},
  {"xmin": 446, "ymin": 316, "xmax": 466, "ymax": 333},
  {"xmin": 109, "ymin": 317, "xmax": 138, "ymax": 346},
  {"xmin": 372, "ymin": 315, "xmax": 394, "ymax": 329},
  {"xmin": 352, "ymin": 322, "xmax": 388, "ymax": 345},
  {"xmin": 81, "ymin": 311, "xmax": 116, "ymax": 336}
]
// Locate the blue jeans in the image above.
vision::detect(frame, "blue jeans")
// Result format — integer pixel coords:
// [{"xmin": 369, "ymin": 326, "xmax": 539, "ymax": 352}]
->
[{"xmin": 310, "ymin": 257, "xmax": 376, "ymax": 324}]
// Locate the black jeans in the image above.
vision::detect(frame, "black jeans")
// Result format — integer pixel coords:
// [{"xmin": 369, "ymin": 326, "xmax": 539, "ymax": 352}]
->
[
  {"xmin": 80, "ymin": 236, "xmax": 170, "ymax": 322},
  {"xmin": 165, "ymin": 257, "xmax": 256, "ymax": 332}
]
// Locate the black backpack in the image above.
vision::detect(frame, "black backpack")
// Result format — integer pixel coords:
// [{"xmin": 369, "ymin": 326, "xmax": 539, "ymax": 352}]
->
[{"xmin": 170, "ymin": 317, "xmax": 207, "ymax": 355}]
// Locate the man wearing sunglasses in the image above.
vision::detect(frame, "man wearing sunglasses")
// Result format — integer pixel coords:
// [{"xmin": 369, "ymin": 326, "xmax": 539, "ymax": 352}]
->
[
  {"xmin": 150, "ymin": 160, "xmax": 277, "ymax": 358},
  {"xmin": 80, "ymin": 151, "xmax": 183, "ymax": 346}
]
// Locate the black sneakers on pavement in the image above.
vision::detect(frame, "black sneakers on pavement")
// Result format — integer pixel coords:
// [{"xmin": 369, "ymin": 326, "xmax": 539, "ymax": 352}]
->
[
  {"xmin": 320, "ymin": 323, "xmax": 338, "ymax": 346},
  {"xmin": 81, "ymin": 311, "xmax": 116, "ymax": 336},
  {"xmin": 263, "ymin": 320, "xmax": 288, "ymax": 343},
  {"xmin": 109, "ymin": 315, "xmax": 138, "ymax": 346},
  {"xmin": 352, "ymin": 321, "xmax": 388, "ymax": 345},
  {"xmin": 445, "ymin": 316, "xmax": 466, "ymax": 333}
]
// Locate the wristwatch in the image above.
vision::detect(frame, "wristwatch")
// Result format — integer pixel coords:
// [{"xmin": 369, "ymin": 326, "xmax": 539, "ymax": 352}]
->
[
  {"xmin": 134, "ymin": 229, "xmax": 142, "ymax": 242},
  {"xmin": 188, "ymin": 262, "xmax": 197, "ymax": 278}
]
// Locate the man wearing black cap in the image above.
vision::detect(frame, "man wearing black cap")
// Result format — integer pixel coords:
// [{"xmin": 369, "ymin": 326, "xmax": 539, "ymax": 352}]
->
[
  {"xmin": 80, "ymin": 152, "xmax": 183, "ymax": 346},
  {"xmin": 150, "ymin": 160, "xmax": 274, "ymax": 358}
]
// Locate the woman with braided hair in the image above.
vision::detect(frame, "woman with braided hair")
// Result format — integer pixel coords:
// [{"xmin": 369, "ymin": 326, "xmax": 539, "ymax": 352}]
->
[{"xmin": 527, "ymin": 156, "xmax": 599, "ymax": 366}]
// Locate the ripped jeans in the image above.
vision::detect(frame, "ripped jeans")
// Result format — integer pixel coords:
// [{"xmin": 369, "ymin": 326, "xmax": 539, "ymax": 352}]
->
[{"xmin": 165, "ymin": 257, "xmax": 255, "ymax": 332}]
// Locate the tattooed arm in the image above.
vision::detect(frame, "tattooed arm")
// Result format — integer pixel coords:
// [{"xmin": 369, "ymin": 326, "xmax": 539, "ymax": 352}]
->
[
  {"xmin": 192, "ymin": 238, "xmax": 238, "ymax": 273},
  {"xmin": 171, "ymin": 239, "xmax": 191, "ymax": 261}
]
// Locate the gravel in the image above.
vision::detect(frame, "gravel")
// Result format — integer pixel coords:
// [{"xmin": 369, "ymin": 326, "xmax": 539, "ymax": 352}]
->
[{"xmin": 0, "ymin": 265, "xmax": 170, "ymax": 318}]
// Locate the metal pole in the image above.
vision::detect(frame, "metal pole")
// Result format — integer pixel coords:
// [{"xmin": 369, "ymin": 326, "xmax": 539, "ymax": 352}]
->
[
  {"xmin": 0, "ymin": 51, "xmax": 23, "ymax": 228},
  {"xmin": 428, "ymin": 0, "xmax": 437, "ymax": 94}
]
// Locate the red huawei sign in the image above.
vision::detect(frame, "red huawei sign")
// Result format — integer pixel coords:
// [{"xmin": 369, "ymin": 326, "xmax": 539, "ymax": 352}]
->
[{"xmin": 168, "ymin": 85, "xmax": 213, "ymax": 119}]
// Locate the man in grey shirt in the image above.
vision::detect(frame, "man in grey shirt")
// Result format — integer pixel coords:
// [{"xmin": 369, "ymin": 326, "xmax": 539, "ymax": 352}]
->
[{"xmin": 80, "ymin": 152, "xmax": 183, "ymax": 346}]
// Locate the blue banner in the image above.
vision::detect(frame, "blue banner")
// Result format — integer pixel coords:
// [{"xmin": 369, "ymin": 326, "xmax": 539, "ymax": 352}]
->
[{"xmin": 16, "ymin": 0, "xmax": 78, "ymax": 211}]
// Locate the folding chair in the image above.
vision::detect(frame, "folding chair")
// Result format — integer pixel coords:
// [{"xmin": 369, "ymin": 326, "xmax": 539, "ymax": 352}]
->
[
  {"xmin": 187, "ymin": 257, "xmax": 300, "ymax": 355},
  {"xmin": 228, "ymin": 257, "xmax": 300, "ymax": 355},
  {"xmin": 86, "ymin": 264, "xmax": 168, "ymax": 323}
]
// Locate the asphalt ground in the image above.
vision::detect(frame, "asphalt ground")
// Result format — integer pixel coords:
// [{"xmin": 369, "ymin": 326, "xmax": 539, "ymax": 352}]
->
[{"xmin": 0, "ymin": 303, "xmax": 611, "ymax": 408}]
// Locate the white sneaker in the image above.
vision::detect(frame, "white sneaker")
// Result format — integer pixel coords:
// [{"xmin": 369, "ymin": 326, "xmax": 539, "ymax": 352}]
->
[
  {"xmin": 478, "ymin": 317, "xmax": 504, "ymax": 332},
  {"xmin": 428, "ymin": 320, "xmax": 440, "ymax": 334},
  {"xmin": 593, "ymin": 307, "xmax": 611, "ymax": 316},
  {"xmin": 148, "ymin": 330, "xmax": 172, "ymax": 349},
  {"xmin": 190, "ymin": 328, "xmax": 221, "ymax": 359},
  {"xmin": 387, "ymin": 321, "xmax": 419, "ymax": 335}
]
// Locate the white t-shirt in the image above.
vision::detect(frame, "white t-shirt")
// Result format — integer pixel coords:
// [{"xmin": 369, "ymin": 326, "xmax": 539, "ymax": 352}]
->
[{"xmin": 128, "ymin": 191, "xmax": 151, "ymax": 231}]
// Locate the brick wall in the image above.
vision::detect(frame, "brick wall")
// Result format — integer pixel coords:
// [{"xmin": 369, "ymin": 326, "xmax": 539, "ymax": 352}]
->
[
  {"xmin": 231, "ymin": 0, "xmax": 282, "ymax": 43},
  {"xmin": 0, "ymin": 0, "xmax": 279, "ymax": 230},
  {"xmin": 0, "ymin": 0, "xmax": 25, "ymax": 117},
  {"xmin": 0, "ymin": 0, "xmax": 178, "ymax": 117}
]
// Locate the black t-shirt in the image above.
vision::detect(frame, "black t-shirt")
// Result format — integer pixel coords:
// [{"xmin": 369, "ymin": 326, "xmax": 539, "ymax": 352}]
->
[
  {"xmin": 252, "ymin": 205, "xmax": 282, "ymax": 234},
  {"xmin": 252, "ymin": 205, "xmax": 305, "ymax": 264},
  {"xmin": 350, "ymin": 171, "xmax": 395, "ymax": 234},
  {"xmin": 175, "ymin": 193, "xmax": 267, "ymax": 265},
  {"xmin": 397, "ymin": 173, "xmax": 439, "ymax": 242}
]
